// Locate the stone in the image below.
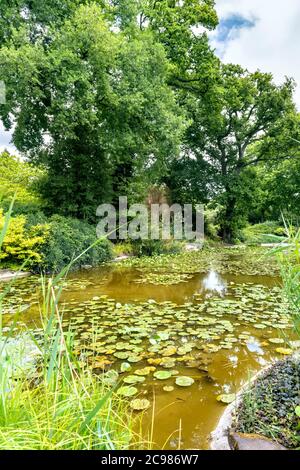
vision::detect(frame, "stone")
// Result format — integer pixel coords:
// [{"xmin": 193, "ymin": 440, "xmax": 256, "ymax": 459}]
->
[{"xmin": 228, "ymin": 432, "xmax": 287, "ymax": 451}]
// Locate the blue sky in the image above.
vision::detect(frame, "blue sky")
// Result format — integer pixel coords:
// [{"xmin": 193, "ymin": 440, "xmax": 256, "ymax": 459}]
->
[
  {"xmin": 210, "ymin": 0, "xmax": 300, "ymax": 108},
  {"xmin": 1, "ymin": 0, "xmax": 300, "ymax": 154},
  {"xmin": 215, "ymin": 14, "xmax": 256, "ymax": 45}
]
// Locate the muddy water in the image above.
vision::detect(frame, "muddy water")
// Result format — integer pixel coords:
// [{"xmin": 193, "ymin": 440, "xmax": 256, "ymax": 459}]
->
[{"xmin": 1, "ymin": 260, "xmax": 295, "ymax": 450}]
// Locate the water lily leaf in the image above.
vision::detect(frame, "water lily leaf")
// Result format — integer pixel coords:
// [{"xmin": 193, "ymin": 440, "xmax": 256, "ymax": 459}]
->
[
  {"xmin": 117, "ymin": 386, "xmax": 138, "ymax": 397},
  {"xmin": 163, "ymin": 386, "xmax": 174, "ymax": 392},
  {"xmin": 102, "ymin": 370, "xmax": 119, "ymax": 386},
  {"xmin": 217, "ymin": 393, "xmax": 235, "ymax": 404},
  {"xmin": 268, "ymin": 338, "xmax": 284, "ymax": 344},
  {"xmin": 161, "ymin": 346, "xmax": 177, "ymax": 357},
  {"xmin": 123, "ymin": 375, "xmax": 145, "ymax": 385},
  {"xmin": 120, "ymin": 362, "xmax": 131, "ymax": 373},
  {"xmin": 114, "ymin": 352, "xmax": 130, "ymax": 360},
  {"xmin": 160, "ymin": 357, "xmax": 176, "ymax": 368},
  {"xmin": 134, "ymin": 367, "xmax": 155, "ymax": 376},
  {"xmin": 127, "ymin": 355, "xmax": 143, "ymax": 363},
  {"xmin": 175, "ymin": 376, "xmax": 194, "ymax": 387},
  {"xmin": 275, "ymin": 347, "xmax": 293, "ymax": 355},
  {"xmin": 130, "ymin": 399, "xmax": 151, "ymax": 411},
  {"xmin": 153, "ymin": 371, "xmax": 172, "ymax": 380}
]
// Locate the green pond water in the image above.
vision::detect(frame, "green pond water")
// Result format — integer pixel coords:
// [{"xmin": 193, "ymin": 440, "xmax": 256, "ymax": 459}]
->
[{"xmin": 0, "ymin": 248, "xmax": 296, "ymax": 450}]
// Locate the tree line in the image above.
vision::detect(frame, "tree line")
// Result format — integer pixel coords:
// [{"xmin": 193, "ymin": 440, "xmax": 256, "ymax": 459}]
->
[{"xmin": 0, "ymin": 0, "xmax": 299, "ymax": 242}]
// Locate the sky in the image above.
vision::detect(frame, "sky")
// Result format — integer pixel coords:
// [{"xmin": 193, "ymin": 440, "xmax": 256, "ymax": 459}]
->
[
  {"xmin": 210, "ymin": 0, "xmax": 300, "ymax": 107},
  {"xmin": 1, "ymin": 0, "xmax": 300, "ymax": 154}
]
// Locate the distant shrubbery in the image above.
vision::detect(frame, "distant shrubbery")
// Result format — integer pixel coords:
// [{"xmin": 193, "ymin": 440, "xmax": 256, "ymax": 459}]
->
[
  {"xmin": 0, "ymin": 210, "xmax": 112, "ymax": 273},
  {"xmin": 39, "ymin": 215, "xmax": 113, "ymax": 273},
  {"xmin": 131, "ymin": 239, "xmax": 183, "ymax": 257},
  {"xmin": 242, "ymin": 221, "xmax": 286, "ymax": 245}
]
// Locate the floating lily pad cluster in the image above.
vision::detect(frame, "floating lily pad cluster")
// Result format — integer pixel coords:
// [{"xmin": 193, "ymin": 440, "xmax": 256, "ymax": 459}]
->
[
  {"xmin": 119, "ymin": 246, "xmax": 280, "ymax": 277},
  {"xmin": 0, "ymin": 276, "xmax": 40, "ymax": 315},
  {"xmin": 48, "ymin": 280, "xmax": 293, "ymax": 405},
  {"xmin": 134, "ymin": 273, "xmax": 193, "ymax": 286},
  {"xmin": 0, "ymin": 246, "xmax": 292, "ymax": 413}
]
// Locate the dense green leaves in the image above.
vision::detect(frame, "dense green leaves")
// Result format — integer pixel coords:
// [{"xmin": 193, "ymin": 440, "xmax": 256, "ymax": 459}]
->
[
  {"xmin": 0, "ymin": 1, "xmax": 299, "ymax": 237},
  {"xmin": 0, "ymin": 4, "xmax": 185, "ymax": 219}
]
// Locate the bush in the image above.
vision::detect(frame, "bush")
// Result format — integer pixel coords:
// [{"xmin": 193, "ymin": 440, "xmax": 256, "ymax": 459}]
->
[
  {"xmin": 0, "ymin": 210, "xmax": 113, "ymax": 273},
  {"xmin": 131, "ymin": 239, "xmax": 182, "ymax": 257},
  {"xmin": 0, "ymin": 209, "xmax": 49, "ymax": 268},
  {"xmin": 242, "ymin": 221, "xmax": 287, "ymax": 245},
  {"xmin": 38, "ymin": 215, "xmax": 113, "ymax": 273},
  {"xmin": 0, "ymin": 151, "xmax": 43, "ymax": 215},
  {"xmin": 113, "ymin": 242, "xmax": 134, "ymax": 257},
  {"xmin": 204, "ymin": 205, "xmax": 222, "ymax": 240}
]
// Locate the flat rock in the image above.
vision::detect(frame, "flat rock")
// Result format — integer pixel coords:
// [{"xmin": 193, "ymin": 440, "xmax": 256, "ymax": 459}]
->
[{"xmin": 228, "ymin": 432, "xmax": 287, "ymax": 451}]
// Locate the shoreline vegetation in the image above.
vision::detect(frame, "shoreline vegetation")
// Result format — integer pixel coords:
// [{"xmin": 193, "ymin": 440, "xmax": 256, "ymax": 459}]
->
[{"xmin": 0, "ymin": 213, "xmax": 142, "ymax": 450}]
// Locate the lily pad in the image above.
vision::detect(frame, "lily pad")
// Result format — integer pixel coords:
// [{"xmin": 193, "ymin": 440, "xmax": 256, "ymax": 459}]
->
[
  {"xmin": 120, "ymin": 362, "xmax": 132, "ymax": 373},
  {"xmin": 130, "ymin": 399, "xmax": 151, "ymax": 411},
  {"xmin": 123, "ymin": 375, "xmax": 145, "ymax": 385},
  {"xmin": 275, "ymin": 347, "xmax": 293, "ymax": 355},
  {"xmin": 175, "ymin": 376, "xmax": 195, "ymax": 387},
  {"xmin": 217, "ymin": 393, "xmax": 235, "ymax": 404},
  {"xmin": 163, "ymin": 386, "xmax": 175, "ymax": 392},
  {"xmin": 268, "ymin": 338, "xmax": 284, "ymax": 344},
  {"xmin": 153, "ymin": 371, "xmax": 172, "ymax": 380},
  {"xmin": 134, "ymin": 367, "xmax": 155, "ymax": 376},
  {"xmin": 117, "ymin": 386, "xmax": 138, "ymax": 397}
]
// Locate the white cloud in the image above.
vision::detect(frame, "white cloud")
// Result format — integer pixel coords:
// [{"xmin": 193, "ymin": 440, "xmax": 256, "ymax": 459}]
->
[
  {"xmin": 0, "ymin": 123, "xmax": 17, "ymax": 154},
  {"xmin": 210, "ymin": 0, "xmax": 300, "ymax": 108}
]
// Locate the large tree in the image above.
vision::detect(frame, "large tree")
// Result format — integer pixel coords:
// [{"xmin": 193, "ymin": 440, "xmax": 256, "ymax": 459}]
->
[
  {"xmin": 184, "ymin": 63, "xmax": 299, "ymax": 241},
  {"xmin": 0, "ymin": 4, "xmax": 185, "ymax": 219}
]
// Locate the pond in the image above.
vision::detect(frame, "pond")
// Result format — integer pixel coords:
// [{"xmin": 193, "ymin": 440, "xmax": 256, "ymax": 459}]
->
[{"xmin": 0, "ymin": 248, "xmax": 296, "ymax": 450}]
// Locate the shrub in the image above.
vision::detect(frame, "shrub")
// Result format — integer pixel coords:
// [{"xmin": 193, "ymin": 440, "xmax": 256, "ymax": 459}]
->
[
  {"xmin": 0, "ymin": 210, "xmax": 113, "ymax": 273},
  {"xmin": 204, "ymin": 205, "xmax": 222, "ymax": 240},
  {"xmin": 113, "ymin": 242, "xmax": 134, "ymax": 257},
  {"xmin": 0, "ymin": 151, "xmax": 43, "ymax": 214},
  {"xmin": 131, "ymin": 239, "xmax": 182, "ymax": 257},
  {"xmin": 0, "ymin": 209, "xmax": 49, "ymax": 268},
  {"xmin": 38, "ymin": 215, "xmax": 113, "ymax": 273},
  {"xmin": 242, "ymin": 221, "xmax": 286, "ymax": 245}
]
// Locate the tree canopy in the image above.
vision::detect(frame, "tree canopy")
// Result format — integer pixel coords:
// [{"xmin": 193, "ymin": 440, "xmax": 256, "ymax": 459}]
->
[{"xmin": 0, "ymin": 0, "xmax": 299, "ymax": 238}]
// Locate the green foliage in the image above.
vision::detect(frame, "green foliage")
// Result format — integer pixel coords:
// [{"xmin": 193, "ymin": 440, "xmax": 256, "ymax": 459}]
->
[
  {"xmin": 204, "ymin": 204, "xmax": 222, "ymax": 240},
  {"xmin": 243, "ymin": 222, "xmax": 286, "ymax": 245},
  {"xmin": 0, "ymin": 209, "xmax": 112, "ymax": 273},
  {"xmin": 113, "ymin": 242, "xmax": 134, "ymax": 258},
  {"xmin": 0, "ymin": 3, "xmax": 185, "ymax": 220},
  {"xmin": 37, "ymin": 214, "xmax": 113, "ymax": 273},
  {"xmin": 184, "ymin": 63, "xmax": 298, "ymax": 241},
  {"xmin": 0, "ymin": 151, "xmax": 43, "ymax": 214},
  {"xmin": 131, "ymin": 239, "xmax": 182, "ymax": 257},
  {"xmin": 276, "ymin": 225, "xmax": 300, "ymax": 338},
  {"xmin": 0, "ymin": 209, "xmax": 49, "ymax": 267}
]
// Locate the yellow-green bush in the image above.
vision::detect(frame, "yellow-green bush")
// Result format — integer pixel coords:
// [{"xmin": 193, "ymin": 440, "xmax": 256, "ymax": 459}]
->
[
  {"xmin": 0, "ymin": 151, "xmax": 44, "ymax": 214},
  {"xmin": 0, "ymin": 210, "xmax": 49, "ymax": 267}
]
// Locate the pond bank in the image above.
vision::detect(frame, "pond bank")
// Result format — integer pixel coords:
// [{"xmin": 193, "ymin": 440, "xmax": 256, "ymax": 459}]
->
[
  {"xmin": 211, "ymin": 355, "xmax": 300, "ymax": 450},
  {"xmin": 0, "ymin": 269, "xmax": 31, "ymax": 281}
]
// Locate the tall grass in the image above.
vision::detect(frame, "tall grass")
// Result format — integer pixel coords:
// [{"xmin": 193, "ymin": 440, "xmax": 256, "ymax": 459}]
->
[
  {"xmin": 274, "ymin": 222, "xmax": 300, "ymax": 338},
  {"xmin": 0, "ymin": 202, "xmax": 139, "ymax": 450}
]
